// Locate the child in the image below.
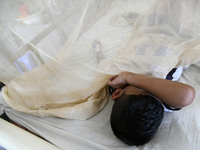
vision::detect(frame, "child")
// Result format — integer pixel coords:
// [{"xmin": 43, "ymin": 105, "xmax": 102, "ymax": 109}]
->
[{"xmin": 108, "ymin": 71, "xmax": 195, "ymax": 146}]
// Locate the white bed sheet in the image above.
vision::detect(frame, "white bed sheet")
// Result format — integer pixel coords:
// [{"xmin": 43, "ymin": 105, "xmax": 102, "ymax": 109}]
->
[{"xmin": 1, "ymin": 60, "xmax": 200, "ymax": 150}]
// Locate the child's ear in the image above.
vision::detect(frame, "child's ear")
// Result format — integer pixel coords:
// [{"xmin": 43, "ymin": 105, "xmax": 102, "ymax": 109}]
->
[{"xmin": 111, "ymin": 89, "xmax": 123, "ymax": 100}]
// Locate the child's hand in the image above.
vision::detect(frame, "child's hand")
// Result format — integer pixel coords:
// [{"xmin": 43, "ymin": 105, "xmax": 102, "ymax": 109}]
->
[{"xmin": 108, "ymin": 72, "xmax": 129, "ymax": 89}]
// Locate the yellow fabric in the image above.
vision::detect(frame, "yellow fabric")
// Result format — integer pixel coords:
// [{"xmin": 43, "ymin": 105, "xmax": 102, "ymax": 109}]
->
[{"xmin": 3, "ymin": 83, "xmax": 109, "ymax": 120}]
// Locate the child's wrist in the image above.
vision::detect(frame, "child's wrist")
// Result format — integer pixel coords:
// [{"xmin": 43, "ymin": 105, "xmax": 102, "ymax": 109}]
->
[
  {"xmin": 123, "ymin": 72, "xmax": 135, "ymax": 84},
  {"xmin": 125, "ymin": 72, "xmax": 144, "ymax": 86}
]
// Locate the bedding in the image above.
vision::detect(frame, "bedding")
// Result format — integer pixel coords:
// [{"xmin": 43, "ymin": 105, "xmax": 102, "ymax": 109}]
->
[{"xmin": 1, "ymin": 60, "xmax": 200, "ymax": 150}]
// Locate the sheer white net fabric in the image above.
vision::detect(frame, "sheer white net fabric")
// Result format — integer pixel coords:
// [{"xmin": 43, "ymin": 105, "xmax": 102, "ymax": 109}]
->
[{"xmin": 1, "ymin": 0, "xmax": 200, "ymax": 119}]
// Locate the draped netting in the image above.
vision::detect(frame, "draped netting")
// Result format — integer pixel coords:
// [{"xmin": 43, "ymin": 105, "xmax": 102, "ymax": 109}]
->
[{"xmin": 1, "ymin": 0, "xmax": 200, "ymax": 120}]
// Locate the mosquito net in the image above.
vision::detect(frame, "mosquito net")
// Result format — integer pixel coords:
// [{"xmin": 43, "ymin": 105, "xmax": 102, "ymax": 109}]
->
[{"xmin": 1, "ymin": 0, "xmax": 200, "ymax": 120}]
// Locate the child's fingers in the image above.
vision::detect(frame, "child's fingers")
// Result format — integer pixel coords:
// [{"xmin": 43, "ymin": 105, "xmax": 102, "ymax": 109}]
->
[
  {"xmin": 109, "ymin": 76, "xmax": 115, "ymax": 81},
  {"xmin": 107, "ymin": 80, "xmax": 114, "ymax": 87},
  {"xmin": 109, "ymin": 75, "xmax": 118, "ymax": 81},
  {"xmin": 108, "ymin": 76, "xmax": 116, "ymax": 85}
]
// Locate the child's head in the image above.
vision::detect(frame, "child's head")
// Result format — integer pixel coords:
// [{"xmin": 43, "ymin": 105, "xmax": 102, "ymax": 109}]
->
[{"xmin": 110, "ymin": 93, "xmax": 164, "ymax": 146}]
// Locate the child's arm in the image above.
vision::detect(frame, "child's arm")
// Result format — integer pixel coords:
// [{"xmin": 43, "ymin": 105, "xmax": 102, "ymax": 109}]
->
[{"xmin": 108, "ymin": 72, "xmax": 195, "ymax": 108}]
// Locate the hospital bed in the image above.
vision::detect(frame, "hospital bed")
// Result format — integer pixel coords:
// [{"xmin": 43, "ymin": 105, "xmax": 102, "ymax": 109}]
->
[{"xmin": 1, "ymin": 0, "xmax": 200, "ymax": 149}]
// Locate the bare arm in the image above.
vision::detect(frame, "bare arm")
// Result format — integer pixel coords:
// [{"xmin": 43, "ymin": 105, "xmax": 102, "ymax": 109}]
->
[{"xmin": 108, "ymin": 72, "xmax": 195, "ymax": 108}]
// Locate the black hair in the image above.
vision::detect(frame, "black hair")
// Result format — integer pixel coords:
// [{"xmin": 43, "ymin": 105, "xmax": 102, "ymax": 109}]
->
[
  {"xmin": 110, "ymin": 93, "xmax": 164, "ymax": 146},
  {"xmin": 0, "ymin": 82, "xmax": 5, "ymax": 91}
]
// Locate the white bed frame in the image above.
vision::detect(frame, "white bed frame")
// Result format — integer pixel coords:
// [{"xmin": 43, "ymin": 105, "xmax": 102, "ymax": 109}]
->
[{"xmin": 0, "ymin": 118, "xmax": 60, "ymax": 150}]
